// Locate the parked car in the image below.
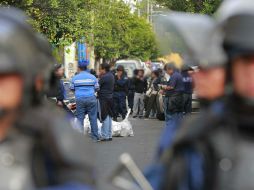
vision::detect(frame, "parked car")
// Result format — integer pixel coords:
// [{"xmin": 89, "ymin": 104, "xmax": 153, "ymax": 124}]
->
[{"xmin": 115, "ymin": 59, "xmax": 151, "ymax": 78}]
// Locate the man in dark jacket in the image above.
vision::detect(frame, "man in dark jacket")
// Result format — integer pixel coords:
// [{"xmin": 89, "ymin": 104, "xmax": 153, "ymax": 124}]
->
[
  {"xmin": 132, "ymin": 69, "xmax": 147, "ymax": 118},
  {"xmin": 113, "ymin": 65, "xmax": 128, "ymax": 121},
  {"xmin": 98, "ymin": 63, "xmax": 115, "ymax": 141},
  {"xmin": 181, "ymin": 65, "xmax": 193, "ymax": 114},
  {"xmin": 128, "ymin": 69, "xmax": 138, "ymax": 114},
  {"xmin": 162, "ymin": 63, "xmax": 184, "ymax": 127}
]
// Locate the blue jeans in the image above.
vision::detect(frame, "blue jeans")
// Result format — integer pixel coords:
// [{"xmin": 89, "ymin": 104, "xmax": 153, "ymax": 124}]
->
[
  {"xmin": 101, "ymin": 116, "xmax": 112, "ymax": 139},
  {"xmin": 76, "ymin": 96, "xmax": 99, "ymax": 140}
]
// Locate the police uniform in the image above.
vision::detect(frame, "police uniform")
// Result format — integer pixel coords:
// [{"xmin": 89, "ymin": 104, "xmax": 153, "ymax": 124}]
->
[
  {"xmin": 113, "ymin": 74, "xmax": 128, "ymax": 120},
  {"xmin": 144, "ymin": 12, "xmax": 227, "ymax": 190},
  {"xmin": 128, "ymin": 77, "xmax": 136, "ymax": 113},
  {"xmin": 16, "ymin": 104, "xmax": 96, "ymax": 190},
  {"xmin": 164, "ymin": 70, "xmax": 184, "ymax": 124},
  {"xmin": 70, "ymin": 70, "xmax": 100, "ymax": 140},
  {"xmin": 0, "ymin": 8, "xmax": 96, "ymax": 190},
  {"xmin": 181, "ymin": 68, "xmax": 193, "ymax": 114},
  {"xmin": 158, "ymin": 1, "xmax": 254, "ymax": 190}
]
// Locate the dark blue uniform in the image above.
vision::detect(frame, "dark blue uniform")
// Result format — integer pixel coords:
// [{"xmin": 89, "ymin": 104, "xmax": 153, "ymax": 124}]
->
[
  {"xmin": 113, "ymin": 74, "xmax": 128, "ymax": 120},
  {"xmin": 144, "ymin": 100, "xmax": 225, "ymax": 190},
  {"xmin": 128, "ymin": 77, "xmax": 135, "ymax": 113},
  {"xmin": 182, "ymin": 71, "xmax": 193, "ymax": 114}
]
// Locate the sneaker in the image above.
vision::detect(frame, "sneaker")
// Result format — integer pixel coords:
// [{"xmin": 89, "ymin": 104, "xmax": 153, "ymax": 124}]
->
[
  {"xmin": 101, "ymin": 138, "xmax": 113, "ymax": 142},
  {"xmin": 133, "ymin": 115, "xmax": 137, "ymax": 118},
  {"xmin": 92, "ymin": 139, "xmax": 101, "ymax": 143}
]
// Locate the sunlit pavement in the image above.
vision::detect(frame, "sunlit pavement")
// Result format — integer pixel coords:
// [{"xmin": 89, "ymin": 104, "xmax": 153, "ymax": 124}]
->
[{"xmin": 94, "ymin": 118, "xmax": 164, "ymax": 190}]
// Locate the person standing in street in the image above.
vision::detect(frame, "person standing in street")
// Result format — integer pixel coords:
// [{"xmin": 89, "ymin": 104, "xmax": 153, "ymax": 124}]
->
[
  {"xmin": 98, "ymin": 63, "xmax": 115, "ymax": 141},
  {"xmin": 162, "ymin": 63, "xmax": 184, "ymax": 128},
  {"xmin": 181, "ymin": 65, "xmax": 193, "ymax": 115},
  {"xmin": 113, "ymin": 65, "xmax": 128, "ymax": 121},
  {"xmin": 133, "ymin": 69, "xmax": 147, "ymax": 118},
  {"xmin": 145, "ymin": 70, "xmax": 160, "ymax": 118},
  {"xmin": 128, "ymin": 69, "xmax": 138, "ymax": 115},
  {"xmin": 47, "ymin": 64, "xmax": 65, "ymax": 105},
  {"xmin": 70, "ymin": 62, "xmax": 100, "ymax": 141}
]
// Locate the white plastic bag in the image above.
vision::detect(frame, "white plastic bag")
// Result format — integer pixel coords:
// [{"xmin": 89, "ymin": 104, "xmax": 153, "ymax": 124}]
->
[{"xmin": 83, "ymin": 109, "xmax": 134, "ymax": 137}]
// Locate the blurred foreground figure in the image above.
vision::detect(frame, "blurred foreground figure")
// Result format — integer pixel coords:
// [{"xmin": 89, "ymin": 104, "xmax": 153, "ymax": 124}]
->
[
  {"xmin": 0, "ymin": 8, "xmax": 95, "ymax": 190},
  {"xmin": 161, "ymin": 1, "xmax": 254, "ymax": 189},
  {"xmin": 144, "ymin": 12, "xmax": 227, "ymax": 190}
]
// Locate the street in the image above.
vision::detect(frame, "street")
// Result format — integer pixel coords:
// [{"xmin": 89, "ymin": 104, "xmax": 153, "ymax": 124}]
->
[{"xmin": 95, "ymin": 118, "xmax": 164, "ymax": 190}]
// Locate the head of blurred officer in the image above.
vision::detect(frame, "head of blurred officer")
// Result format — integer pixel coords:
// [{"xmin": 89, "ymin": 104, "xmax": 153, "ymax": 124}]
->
[
  {"xmin": 116, "ymin": 65, "xmax": 125, "ymax": 78},
  {"xmin": 161, "ymin": 12, "xmax": 226, "ymax": 103},
  {"xmin": 217, "ymin": 0, "xmax": 254, "ymax": 105},
  {"xmin": 191, "ymin": 66, "xmax": 225, "ymax": 101},
  {"xmin": 99, "ymin": 63, "xmax": 111, "ymax": 76},
  {"xmin": 54, "ymin": 64, "xmax": 64, "ymax": 78},
  {"xmin": 164, "ymin": 63, "xmax": 176, "ymax": 76},
  {"xmin": 0, "ymin": 8, "xmax": 51, "ymax": 136}
]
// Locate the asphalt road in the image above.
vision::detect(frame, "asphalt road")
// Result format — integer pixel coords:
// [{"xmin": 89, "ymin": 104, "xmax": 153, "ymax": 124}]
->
[{"xmin": 94, "ymin": 118, "xmax": 164, "ymax": 190}]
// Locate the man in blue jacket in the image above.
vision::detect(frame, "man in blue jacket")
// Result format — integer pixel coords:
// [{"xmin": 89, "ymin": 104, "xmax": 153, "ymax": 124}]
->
[{"xmin": 70, "ymin": 62, "xmax": 100, "ymax": 141}]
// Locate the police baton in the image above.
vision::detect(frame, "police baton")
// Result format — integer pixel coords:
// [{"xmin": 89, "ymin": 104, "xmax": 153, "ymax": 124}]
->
[{"xmin": 109, "ymin": 153, "xmax": 154, "ymax": 190}]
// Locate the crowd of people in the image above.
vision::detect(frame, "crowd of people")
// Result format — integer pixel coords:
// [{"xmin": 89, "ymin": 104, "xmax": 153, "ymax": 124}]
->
[{"xmin": 66, "ymin": 59, "xmax": 194, "ymax": 143}]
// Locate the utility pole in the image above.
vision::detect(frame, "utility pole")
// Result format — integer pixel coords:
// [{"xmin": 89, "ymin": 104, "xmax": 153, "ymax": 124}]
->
[{"xmin": 147, "ymin": 0, "xmax": 150, "ymax": 22}]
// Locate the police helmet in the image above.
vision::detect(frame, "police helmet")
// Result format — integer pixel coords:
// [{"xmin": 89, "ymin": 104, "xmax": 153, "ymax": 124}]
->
[
  {"xmin": 216, "ymin": 0, "xmax": 254, "ymax": 60},
  {"xmin": 154, "ymin": 12, "xmax": 226, "ymax": 69},
  {"xmin": 0, "ymin": 8, "xmax": 52, "ymax": 107}
]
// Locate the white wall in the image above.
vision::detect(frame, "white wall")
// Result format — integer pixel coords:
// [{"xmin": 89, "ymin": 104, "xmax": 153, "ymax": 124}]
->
[{"xmin": 64, "ymin": 42, "xmax": 77, "ymax": 79}]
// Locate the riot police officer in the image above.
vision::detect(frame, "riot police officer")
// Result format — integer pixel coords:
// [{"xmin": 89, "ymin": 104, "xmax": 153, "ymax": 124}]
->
[
  {"xmin": 113, "ymin": 65, "xmax": 128, "ymax": 121},
  {"xmin": 0, "ymin": 8, "xmax": 95, "ymax": 190},
  {"xmin": 161, "ymin": 1, "xmax": 254, "ymax": 189},
  {"xmin": 144, "ymin": 11, "xmax": 227, "ymax": 190}
]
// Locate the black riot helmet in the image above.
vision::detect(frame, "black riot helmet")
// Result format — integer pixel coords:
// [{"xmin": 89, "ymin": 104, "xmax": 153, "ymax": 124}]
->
[
  {"xmin": 216, "ymin": 0, "xmax": 254, "ymax": 114},
  {"xmin": 0, "ymin": 8, "xmax": 52, "ymax": 110},
  {"xmin": 216, "ymin": 0, "xmax": 254, "ymax": 60},
  {"xmin": 154, "ymin": 12, "xmax": 227, "ymax": 70}
]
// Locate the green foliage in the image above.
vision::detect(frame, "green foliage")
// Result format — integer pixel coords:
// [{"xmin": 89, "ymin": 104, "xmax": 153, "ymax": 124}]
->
[
  {"xmin": 91, "ymin": 0, "xmax": 158, "ymax": 61},
  {"xmin": 0, "ymin": 0, "xmax": 158, "ymax": 61},
  {"xmin": 155, "ymin": 0, "xmax": 221, "ymax": 14}
]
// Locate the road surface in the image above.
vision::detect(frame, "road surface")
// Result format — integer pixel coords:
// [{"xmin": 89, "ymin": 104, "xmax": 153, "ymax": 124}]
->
[{"xmin": 94, "ymin": 118, "xmax": 164, "ymax": 190}]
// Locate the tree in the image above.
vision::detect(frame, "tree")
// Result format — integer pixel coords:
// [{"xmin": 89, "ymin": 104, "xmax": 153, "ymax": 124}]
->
[
  {"xmin": 1, "ymin": 0, "xmax": 158, "ymax": 62},
  {"xmin": 155, "ymin": 0, "xmax": 221, "ymax": 14},
  {"xmin": 0, "ymin": 0, "xmax": 90, "ymax": 46},
  {"xmin": 90, "ymin": 0, "xmax": 158, "ymax": 61}
]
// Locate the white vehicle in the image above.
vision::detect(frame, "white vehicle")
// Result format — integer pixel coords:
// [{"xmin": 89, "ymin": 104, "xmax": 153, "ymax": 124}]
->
[{"xmin": 115, "ymin": 59, "xmax": 151, "ymax": 78}]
